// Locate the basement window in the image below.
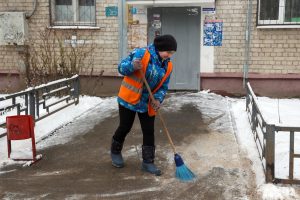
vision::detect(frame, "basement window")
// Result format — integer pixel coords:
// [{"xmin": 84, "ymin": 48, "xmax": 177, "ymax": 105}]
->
[
  {"xmin": 50, "ymin": 0, "xmax": 96, "ymax": 27},
  {"xmin": 258, "ymin": 0, "xmax": 300, "ymax": 28}
]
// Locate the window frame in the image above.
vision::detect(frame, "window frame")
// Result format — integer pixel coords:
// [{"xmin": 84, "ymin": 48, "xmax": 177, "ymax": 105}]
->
[
  {"xmin": 257, "ymin": 0, "xmax": 300, "ymax": 28},
  {"xmin": 50, "ymin": 0, "xmax": 97, "ymax": 27}
]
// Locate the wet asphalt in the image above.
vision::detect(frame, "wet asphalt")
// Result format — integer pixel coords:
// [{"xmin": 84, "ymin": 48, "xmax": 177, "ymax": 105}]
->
[{"xmin": 0, "ymin": 94, "xmax": 258, "ymax": 199}]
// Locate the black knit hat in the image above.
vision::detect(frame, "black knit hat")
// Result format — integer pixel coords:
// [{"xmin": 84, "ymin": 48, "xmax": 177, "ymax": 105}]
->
[{"xmin": 154, "ymin": 34, "xmax": 177, "ymax": 52}]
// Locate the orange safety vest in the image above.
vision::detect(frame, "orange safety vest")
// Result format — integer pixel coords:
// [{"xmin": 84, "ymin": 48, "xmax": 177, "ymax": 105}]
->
[{"xmin": 118, "ymin": 49, "xmax": 173, "ymax": 116}]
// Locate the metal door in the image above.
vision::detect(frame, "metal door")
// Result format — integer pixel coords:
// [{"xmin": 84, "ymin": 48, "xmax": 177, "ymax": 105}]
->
[{"xmin": 148, "ymin": 7, "xmax": 201, "ymax": 90}]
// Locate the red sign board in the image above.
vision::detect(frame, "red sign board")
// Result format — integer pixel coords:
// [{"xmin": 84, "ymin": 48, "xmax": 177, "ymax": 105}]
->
[
  {"xmin": 6, "ymin": 115, "xmax": 34, "ymax": 140},
  {"xmin": 6, "ymin": 115, "xmax": 40, "ymax": 164}
]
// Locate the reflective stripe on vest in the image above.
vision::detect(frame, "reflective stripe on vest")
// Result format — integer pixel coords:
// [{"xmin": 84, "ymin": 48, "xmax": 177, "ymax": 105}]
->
[
  {"xmin": 118, "ymin": 49, "xmax": 151, "ymax": 104},
  {"xmin": 118, "ymin": 49, "xmax": 173, "ymax": 110}
]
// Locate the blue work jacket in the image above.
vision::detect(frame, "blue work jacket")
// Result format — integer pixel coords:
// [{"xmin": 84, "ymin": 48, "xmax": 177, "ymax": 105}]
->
[{"xmin": 117, "ymin": 44, "xmax": 172, "ymax": 113}]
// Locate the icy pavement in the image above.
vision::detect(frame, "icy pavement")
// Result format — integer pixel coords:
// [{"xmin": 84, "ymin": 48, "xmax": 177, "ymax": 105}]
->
[{"xmin": 0, "ymin": 92, "xmax": 299, "ymax": 199}]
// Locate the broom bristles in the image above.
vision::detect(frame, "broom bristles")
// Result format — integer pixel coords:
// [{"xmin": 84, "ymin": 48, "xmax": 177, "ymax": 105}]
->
[{"xmin": 174, "ymin": 153, "xmax": 196, "ymax": 182}]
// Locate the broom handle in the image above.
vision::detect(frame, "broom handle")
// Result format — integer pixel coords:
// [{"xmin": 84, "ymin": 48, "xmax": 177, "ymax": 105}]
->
[{"xmin": 139, "ymin": 70, "xmax": 177, "ymax": 154}]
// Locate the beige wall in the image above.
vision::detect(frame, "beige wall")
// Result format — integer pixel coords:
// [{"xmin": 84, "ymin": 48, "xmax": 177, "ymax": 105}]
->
[
  {"xmin": 0, "ymin": 0, "xmax": 120, "ymax": 78},
  {"xmin": 214, "ymin": 0, "xmax": 246, "ymax": 73},
  {"xmin": 0, "ymin": 1, "xmax": 28, "ymax": 74},
  {"xmin": 215, "ymin": 0, "xmax": 300, "ymax": 74},
  {"xmin": 1, "ymin": 0, "xmax": 300, "ymax": 96}
]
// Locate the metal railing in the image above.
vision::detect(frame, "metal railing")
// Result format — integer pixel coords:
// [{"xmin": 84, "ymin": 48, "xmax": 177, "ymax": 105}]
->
[
  {"xmin": 246, "ymin": 82, "xmax": 300, "ymax": 184},
  {"xmin": 0, "ymin": 75, "xmax": 80, "ymax": 137}
]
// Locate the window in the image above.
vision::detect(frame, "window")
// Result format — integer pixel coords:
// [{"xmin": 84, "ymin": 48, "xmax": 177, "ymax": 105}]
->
[
  {"xmin": 258, "ymin": 0, "xmax": 300, "ymax": 27},
  {"xmin": 285, "ymin": 0, "xmax": 300, "ymax": 22},
  {"xmin": 50, "ymin": 0, "xmax": 96, "ymax": 26}
]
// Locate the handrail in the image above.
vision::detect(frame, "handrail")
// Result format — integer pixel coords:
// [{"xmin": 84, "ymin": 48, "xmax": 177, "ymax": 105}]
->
[
  {"xmin": 246, "ymin": 82, "xmax": 300, "ymax": 184},
  {"xmin": 0, "ymin": 75, "xmax": 80, "ymax": 137}
]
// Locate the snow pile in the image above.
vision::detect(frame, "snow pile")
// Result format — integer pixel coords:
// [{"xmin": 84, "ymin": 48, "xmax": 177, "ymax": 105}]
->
[
  {"xmin": 0, "ymin": 95, "xmax": 117, "ymax": 167},
  {"xmin": 258, "ymin": 184, "xmax": 299, "ymax": 200}
]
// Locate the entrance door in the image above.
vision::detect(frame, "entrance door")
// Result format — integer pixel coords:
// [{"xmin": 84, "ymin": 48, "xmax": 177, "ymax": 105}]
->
[{"xmin": 148, "ymin": 7, "xmax": 201, "ymax": 90}]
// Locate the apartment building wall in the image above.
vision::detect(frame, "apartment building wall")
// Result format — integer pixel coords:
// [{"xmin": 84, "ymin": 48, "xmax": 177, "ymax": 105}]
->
[
  {"xmin": 214, "ymin": 0, "xmax": 300, "ymax": 74},
  {"xmin": 0, "ymin": 0, "xmax": 121, "ymax": 93},
  {"xmin": 1, "ymin": 0, "xmax": 300, "ymax": 97},
  {"xmin": 201, "ymin": 0, "xmax": 300, "ymax": 97}
]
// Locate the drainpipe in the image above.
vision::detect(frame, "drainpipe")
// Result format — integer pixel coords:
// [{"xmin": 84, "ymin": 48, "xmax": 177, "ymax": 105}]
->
[
  {"xmin": 243, "ymin": 0, "xmax": 253, "ymax": 88},
  {"xmin": 118, "ymin": 0, "xmax": 128, "ymax": 60},
  {"xmin": 25, "ymin": 0, "xmax": 37, "ymax": 19},
  {"xmin": 22, "ymin": 0, "xmax": 37, "ymax": 86}
]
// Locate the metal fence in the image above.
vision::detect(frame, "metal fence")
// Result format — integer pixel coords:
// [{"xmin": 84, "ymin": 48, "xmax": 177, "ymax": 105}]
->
[
  {"xmin": 246, "ymin": 82, "xmax": 300, "ymax": 184},
  {"xmin": 0, "ymin": 75, "xmax": 80, "ymax": 137}
]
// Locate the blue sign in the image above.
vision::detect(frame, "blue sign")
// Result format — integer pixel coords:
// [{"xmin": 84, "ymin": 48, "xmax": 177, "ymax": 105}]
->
[
  {"xmin": 203, "ymin": 20, "xmax": 223, "ymax": 46},
  {"xmin": 202, "ymin": 8, "xmax": 215, "ymax": 14},
  {"xmin": 130, "ymin": 7, "xmax": 137, "ymax": 15},
  {"xmin": 105, "ymin": 6, "xmax": 118, "ymax": 17},
  {"xmin": 203, "ymin": 8, "xmax": 215, "ymax": 11}
]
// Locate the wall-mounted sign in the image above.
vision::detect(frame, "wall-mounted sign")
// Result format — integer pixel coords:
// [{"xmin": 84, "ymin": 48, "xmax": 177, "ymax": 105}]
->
[
  {"xmin": 202, "ymin": 8, "xmax": 215, "ymax": 15},
  {"xmin": 152, "ymin": 20, "xmax": 161, "ymax": 29},
  {"xmin": 129, "ymin": 7, "xmax": 146, "ymax": 15},
  {"xmin": 105, "ymin": 6, "xmax": 118, "ymax": 17},
  {"xmin": 153, "ymin": 14, "xmax": 160, "ymax": 20},
  {"xmin": 151, "ymin": 14, "xmax": 161, "ymax": 29},
  {"xmin": 203, "ymin": 19, "xmax": 223, "ymax": 46},
  {"xmin": 130, "ymin": 7, "xmax": 137, "ymax": 15}
]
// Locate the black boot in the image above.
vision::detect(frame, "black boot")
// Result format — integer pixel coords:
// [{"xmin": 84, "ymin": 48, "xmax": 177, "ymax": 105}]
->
[
  {"xmin": 141, "ymin": 146, "xmax": 162, "ymax": 176},
  {"xmin": 111, "ymin": 137, "xmax": 124, "ymax": 168}
]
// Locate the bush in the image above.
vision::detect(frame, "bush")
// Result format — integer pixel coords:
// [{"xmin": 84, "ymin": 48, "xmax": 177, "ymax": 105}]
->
[{"xmin": 24, "ymin": 28, "xmax": 96, "ymax": 87}]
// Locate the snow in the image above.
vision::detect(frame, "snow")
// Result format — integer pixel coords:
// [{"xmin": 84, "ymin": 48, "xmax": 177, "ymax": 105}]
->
[
  {"xmin": 230, "ymin": 98, "xmax": 266, "ymax": 185},
  {"xmin": 0, "ymin": 96, "xmax": 117, "ymax": 164},
  {"xmin": 258, "ymin": 184, "xmax": 298, "ymax": 200},
  {"xmin": 1, "ymin": 91, "xmax": 300, "ymax": 199},
  {"xmin": 229, "ymin": 96, "xmax": 300, "ymax": 200}
]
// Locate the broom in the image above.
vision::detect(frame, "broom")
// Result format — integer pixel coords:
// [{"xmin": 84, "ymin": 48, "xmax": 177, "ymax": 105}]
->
[{"xmin": 139, "ymin": 70, "xmax": 196, "ymax": 182}]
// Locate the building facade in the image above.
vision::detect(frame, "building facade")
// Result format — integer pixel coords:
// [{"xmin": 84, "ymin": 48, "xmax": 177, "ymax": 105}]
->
[{"xmin": 0, "ymin": 0, "xmax": 300, "ymax": 97}]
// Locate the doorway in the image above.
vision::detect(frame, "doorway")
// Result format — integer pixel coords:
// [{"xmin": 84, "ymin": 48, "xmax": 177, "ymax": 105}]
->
[{"xmin": 148, "ymin": 7, "xmax": 201, "ymax": 90}]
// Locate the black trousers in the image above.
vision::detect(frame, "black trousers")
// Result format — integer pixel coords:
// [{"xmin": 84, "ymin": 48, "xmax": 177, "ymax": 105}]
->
[{"xmin": 113, "ymin": 104, "xmax": 155, "ymax": 146}]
